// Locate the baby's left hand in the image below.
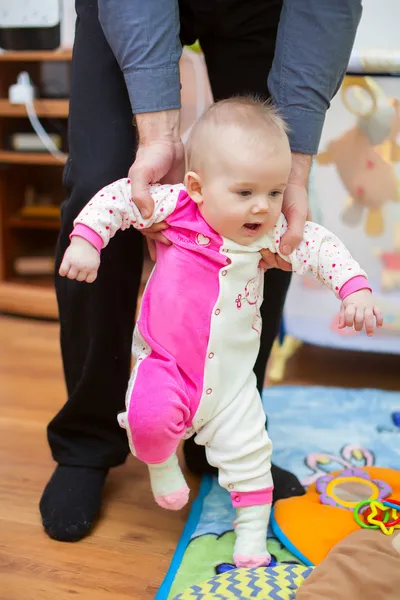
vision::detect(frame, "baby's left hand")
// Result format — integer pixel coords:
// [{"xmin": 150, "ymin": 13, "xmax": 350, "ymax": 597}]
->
[{"xmin": 339, "ymin": 290, "xmax": 383, "ymax": 336}]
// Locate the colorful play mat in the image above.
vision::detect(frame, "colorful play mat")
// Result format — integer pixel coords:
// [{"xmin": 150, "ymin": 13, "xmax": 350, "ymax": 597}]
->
[{"xmin": 155, "ymin": 386, "xmax": 400, "ymax": 599}]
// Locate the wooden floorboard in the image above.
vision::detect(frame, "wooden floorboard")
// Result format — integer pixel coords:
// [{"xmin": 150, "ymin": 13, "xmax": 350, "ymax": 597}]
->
[{"xmin": 0, "ymin": 315, "xmax": 398, "ymax": 599}]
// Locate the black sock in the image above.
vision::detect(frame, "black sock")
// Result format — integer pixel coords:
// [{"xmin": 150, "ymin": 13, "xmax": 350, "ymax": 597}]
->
[
  {"xmin": 183, "ymin": 438, "xmax": 305, "ymax": 504},
  {"xmin": 40, "ymin": 465, "xmax": 108, "ymax": 542},
  {"xmin": 271, "ymin": 463, "xmax": 305, "ymax": 503}
]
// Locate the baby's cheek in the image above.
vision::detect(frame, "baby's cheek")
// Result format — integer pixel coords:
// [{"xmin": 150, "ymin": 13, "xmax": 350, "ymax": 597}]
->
[
  {"xmin": 273, "ymin": 200, "xmax": 284, "ymax": 217},
  {"xmin": 268, "ymin": 207, "xmax": 282, "ymax": 229}
]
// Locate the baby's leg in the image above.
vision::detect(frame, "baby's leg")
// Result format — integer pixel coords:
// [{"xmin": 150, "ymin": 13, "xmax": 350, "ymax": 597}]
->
[
  {"xmin": 147, "ymin": 453, "xmax": 189, "ymax": 510},
  {"xmin": 234, "ymin": 505, "xmax": 271, "ymax": 567},
  {"xmin": 118, "ymin": 348, "xmax": 192, "ymax": 510},
  {"xmin": 195, "ymin": 377, "xmax": 273, "ymax": 567}
]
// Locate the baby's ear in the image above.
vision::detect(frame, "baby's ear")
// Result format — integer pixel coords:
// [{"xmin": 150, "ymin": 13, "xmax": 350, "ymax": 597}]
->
[{"xmin": 185, "ymin": 171, "xmax": 203, "ymax": 204}]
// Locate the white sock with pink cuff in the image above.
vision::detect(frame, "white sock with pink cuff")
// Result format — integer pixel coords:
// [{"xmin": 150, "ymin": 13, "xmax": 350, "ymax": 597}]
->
[
  {"xmin": 147, "ymin": 453, "xmax": 190, "ymax": 510},
  {"xmin": 233, "ymin": 504, "xmax": 272, "ymax": 568}
]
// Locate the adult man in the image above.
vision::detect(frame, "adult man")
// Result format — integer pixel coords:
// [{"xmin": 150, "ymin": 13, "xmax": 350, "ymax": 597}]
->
[{"xmin": 40, "ymin": 0, "xmax": 362, "ymax": 542}]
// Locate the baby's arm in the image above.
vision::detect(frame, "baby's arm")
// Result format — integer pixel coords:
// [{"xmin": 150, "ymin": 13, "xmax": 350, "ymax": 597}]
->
[
  {"xmin": 59, "ymin": 180, "xmax": 182, "ymax": 282},
  {"xmin": 268, "ymin": 217, "xmax": 383, "ymax": 335}
]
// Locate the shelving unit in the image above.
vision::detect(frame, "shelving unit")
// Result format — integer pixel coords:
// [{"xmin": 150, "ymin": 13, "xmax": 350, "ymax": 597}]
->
[
  {"xmin": 0, "ymin": 151, "xmax": 67, "ymax": 165},
  {"xmin": 8, "ymin": 216, "xmax": 60, "ymax": 230},
  {"xmin": 0, "ymin": 50, "xmax": 72, "ymax": 62},
  {"xmin": 0, "ymin": 98, "xmax": 69, "ymax": 118},
  {"xmin": 0, "ymin": 50, "xmax": 71, "ymax": 319}
]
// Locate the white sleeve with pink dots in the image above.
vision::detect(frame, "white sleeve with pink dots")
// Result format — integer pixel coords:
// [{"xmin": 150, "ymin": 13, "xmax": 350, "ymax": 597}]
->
[
  {"xmin": 269, "ymin": 215, "xmax": 367, "ymax": 299},
  {"xmin": 73, "ymin": 179, "xmax": 184, "ymax": 249}
]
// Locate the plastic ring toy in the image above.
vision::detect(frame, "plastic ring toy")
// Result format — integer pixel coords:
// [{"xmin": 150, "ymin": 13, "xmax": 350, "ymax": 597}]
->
[
  {"xmin": 383, "ymin": 501, "xmax": 400, "ymax": 527},
  {"xmin": 353, "ymin": 500, "xmax": 390, "ymax": 529}
]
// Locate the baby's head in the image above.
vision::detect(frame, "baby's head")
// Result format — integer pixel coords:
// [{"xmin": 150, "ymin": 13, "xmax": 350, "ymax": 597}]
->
[{"xmin": 185, "ymin": 96, "xmax": 291, "ymax": 245}]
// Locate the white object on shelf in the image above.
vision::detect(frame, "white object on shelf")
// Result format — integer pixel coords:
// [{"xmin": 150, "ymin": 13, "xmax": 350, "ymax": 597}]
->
[
  {"xmin": 60, "ymin": 0, "xmax": 75, "ymax": 49},
  {"xmin": 8, "ymin": 71, "xmax": 67, "ymax": 161},
  {"xmin": 0, "ymin": 0, "xmax": 60, "ymax": 28}
]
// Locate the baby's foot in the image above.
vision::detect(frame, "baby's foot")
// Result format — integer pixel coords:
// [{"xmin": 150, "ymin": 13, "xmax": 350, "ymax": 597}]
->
[
  {"xmin": 148, "ymin": 453, "xmax": 190, "ymax": 510},
  {"xmin": 234, "ymin": 553, "xmax": 271, "ymax": 568},
  {"xmin": 233, "ymin": 504, "xmax": 272, "ymax": 568},
  {"xmin": 156, "ymin": 487, "xmax": 190, "ymax": 510}
]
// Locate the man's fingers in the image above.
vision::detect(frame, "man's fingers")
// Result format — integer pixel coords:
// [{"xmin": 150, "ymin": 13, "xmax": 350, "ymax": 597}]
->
[
  {"xmin": 280, "ymin": 183, "xmax": 308, "ymax": 255},
  {"xmin": 259, "ymin": 250, "xmax": 279, "ymax": 269},
  {"xmin": 129, "ymin": 168, "xmax": 154, "ymax": 218},
  {"xmin": 260, "ymin": 250, "xmax": 292, "ymax": 271},
  {"xmin": 146, "ymin": 238, "xmax": 157, "ymax": 262},
  {"xmin": 145, "ymin": 232, "xmax": 171, "ymax": 245},
  {"xmin": 280, "ymin": 206, "xmax": 306, "ymax": 255},
  {"xmin": 274, "ymin": 254, "xmax": 292, "ymax": 272},
  {"xmin": 145, "ymin": 222, "xmax": 168, "ymax": 234},
  {"xmin": 142, "ymin": 221, "xmax": 170, "ymax": 243}
]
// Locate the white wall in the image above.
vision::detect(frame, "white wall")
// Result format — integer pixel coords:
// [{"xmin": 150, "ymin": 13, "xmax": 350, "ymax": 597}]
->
[{"xmin": 352, "ymin": 0, "xmax": 400, "ymax": 55}]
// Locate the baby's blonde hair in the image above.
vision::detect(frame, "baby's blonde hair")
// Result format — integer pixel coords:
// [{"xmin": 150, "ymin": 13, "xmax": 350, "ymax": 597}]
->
[{"xmin": 186, "ymin": 96, "xmax": 289, "ymax": 173}]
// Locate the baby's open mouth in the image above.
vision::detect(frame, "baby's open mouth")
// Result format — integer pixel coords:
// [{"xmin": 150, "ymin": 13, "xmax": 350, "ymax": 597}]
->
[{"xmin": 244, "ymin": 223, "xmax": 261, "ymax": 232}]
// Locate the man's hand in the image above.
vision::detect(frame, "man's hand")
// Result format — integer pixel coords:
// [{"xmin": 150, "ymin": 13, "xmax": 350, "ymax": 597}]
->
[
  {"xmin": 129, "ymin": 110, "xmax": 185, "ymax": 260},
  {"xmin": 260, "ymin": 152, "xmax": 311, "ymax": 271}
]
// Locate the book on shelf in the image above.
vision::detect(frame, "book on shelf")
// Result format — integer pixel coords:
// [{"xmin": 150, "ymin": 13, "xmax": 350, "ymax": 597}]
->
[
  {"xmin": 14, "ymin": 255, "xmax": 55, "ymax": 276},
  {"xmin": 18, "ymin": 205, "xmax": 60, "ymax": 219}
]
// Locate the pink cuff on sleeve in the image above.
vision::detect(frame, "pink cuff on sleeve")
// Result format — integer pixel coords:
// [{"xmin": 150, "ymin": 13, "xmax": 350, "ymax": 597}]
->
[
  {"xmin": 339, "ymin": 276, "xmax": 372, "ymax": 300},
  {"xmin": 70, "ymin": 224, "xmax": 103, "ymax": 253},
  {"xmin": 230, "ymin": 487, "xmax": 273, "ymax": 508}
]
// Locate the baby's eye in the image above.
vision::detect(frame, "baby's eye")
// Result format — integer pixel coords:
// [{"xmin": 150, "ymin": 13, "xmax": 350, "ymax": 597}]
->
[
  {"xmin": 238, "ymin": 190, "xmax": 252, "ymax": 197},
  {"xmin": 269, "ymin": 190, "xmax": 283, "ymax": 198}
]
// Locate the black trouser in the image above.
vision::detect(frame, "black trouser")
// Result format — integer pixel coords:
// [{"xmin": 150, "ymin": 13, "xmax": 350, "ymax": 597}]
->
[{"xmin": 48, "ymin": 0, "xmax": 291, "ymax": 468}]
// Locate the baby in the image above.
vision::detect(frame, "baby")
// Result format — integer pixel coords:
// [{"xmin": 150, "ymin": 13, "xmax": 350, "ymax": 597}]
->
[{"xmin": 59, "ymin": 97, "xmax": 382, "ymax": 568}]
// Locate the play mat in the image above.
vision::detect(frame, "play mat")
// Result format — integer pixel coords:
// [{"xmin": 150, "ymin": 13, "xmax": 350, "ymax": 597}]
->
[{"xmin": 155, "ymin": 386, "xmax": 400, "ymax": 599}]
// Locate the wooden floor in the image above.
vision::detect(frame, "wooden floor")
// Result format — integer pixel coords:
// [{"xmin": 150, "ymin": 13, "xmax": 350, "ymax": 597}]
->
[{"xmin": 0, "ymin": 315, "xmax": 399, "ymax": 599}]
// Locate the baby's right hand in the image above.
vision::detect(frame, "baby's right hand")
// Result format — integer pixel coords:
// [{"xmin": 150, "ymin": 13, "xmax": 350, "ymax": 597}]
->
[{"xmin": 59, "ymin": 236, "xmax": 100, "ymax": 283}]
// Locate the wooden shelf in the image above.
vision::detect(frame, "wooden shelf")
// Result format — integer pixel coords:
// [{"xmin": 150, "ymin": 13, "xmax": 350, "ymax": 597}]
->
[
  {"xmin": 0, "ymin": 280, "xmax": 58, "ymax": 319},
  {"xmin": 8, "ymin": 216, "xmax": 60, "ymax": 230},
  {"xmin": 0, "ymin": 98, "xmax": 69, "ymax": 118},
  {"xmin": 0, "ymin": 151, "xmax": 67, "ymax": 165},
  {"xmin": 0, "ymin": 49, "xmax": 72, "ymax": 62},
  {"xmin": 0, "ymin": 50, "xmax": 71, "ymax": 319}
]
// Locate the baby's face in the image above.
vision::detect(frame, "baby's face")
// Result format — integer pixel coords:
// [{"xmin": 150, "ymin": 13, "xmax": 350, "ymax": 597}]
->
[{"xmin": 191, "ymin": 129, "xmax": 292, "ymax": 245}]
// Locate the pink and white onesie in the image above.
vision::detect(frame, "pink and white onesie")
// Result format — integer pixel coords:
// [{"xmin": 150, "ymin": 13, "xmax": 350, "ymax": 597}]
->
[{"xmin": 71, "ymin": 178, "xmax": 370, "ymax": 509}]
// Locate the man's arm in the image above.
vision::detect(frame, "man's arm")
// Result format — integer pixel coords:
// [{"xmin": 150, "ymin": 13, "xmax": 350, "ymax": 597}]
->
[
  {"xmin": 268, "ymin": 0, "xmax": 362, "ymax": 155},
  {"xmin": 98, "ymin": 1, "xmax": 185, "ymax": 256},
  {"xmin": 261, "ymin": 0, "xmax": 362, "ymax": 269},
  {"xmin": 98, "ymin": 0, "xmax": 182, "ymax": 114}
]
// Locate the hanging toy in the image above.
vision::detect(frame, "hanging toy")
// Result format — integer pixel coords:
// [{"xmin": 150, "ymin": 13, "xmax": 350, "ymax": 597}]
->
[{"xmin": 317, "ymin": 76, "xmax": 400, "ymax": 236}]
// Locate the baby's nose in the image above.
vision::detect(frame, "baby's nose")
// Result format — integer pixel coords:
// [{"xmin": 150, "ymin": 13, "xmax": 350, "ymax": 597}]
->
[{"xmin": 252, "ymin": 198, "xmax": 269, "ymax": 213}]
